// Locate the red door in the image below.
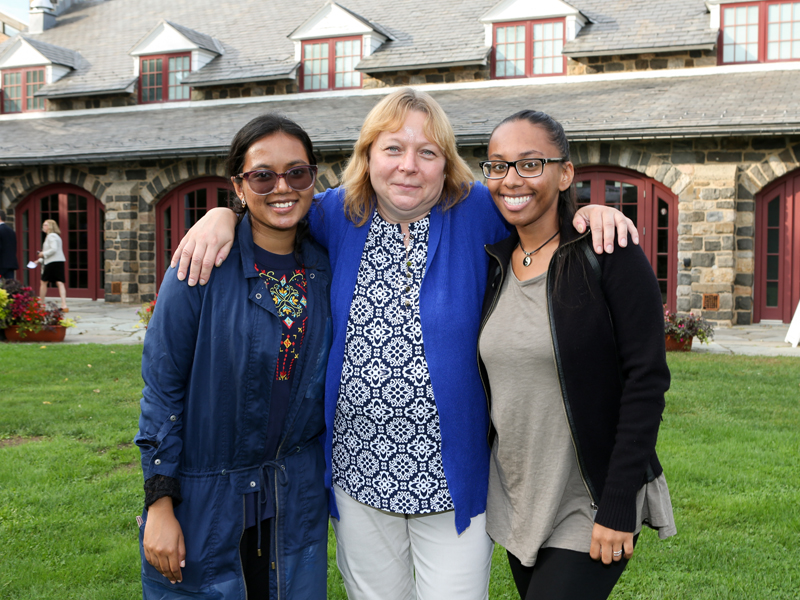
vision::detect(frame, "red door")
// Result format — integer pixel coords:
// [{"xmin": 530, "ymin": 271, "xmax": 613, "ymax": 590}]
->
[
  {"xmin": 15, "ymin": 185, "xmax": 105, "ymax": 300},
  {"xmin": 156, "ymin": 177, "xmax": 233, "ymax": 286},
  {"xmin": 575, "ymin": 167, "xmax": 678, "ymax": 312},
  {"xmin": 754, "ymin": 171, "xmax": 800, "ymax": 323}
]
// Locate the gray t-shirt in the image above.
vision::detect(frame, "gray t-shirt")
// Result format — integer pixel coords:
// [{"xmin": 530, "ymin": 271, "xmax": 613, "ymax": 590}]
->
[{"xmin": 479, "ymin": 267, "xmax": 676, "ymax": 567}]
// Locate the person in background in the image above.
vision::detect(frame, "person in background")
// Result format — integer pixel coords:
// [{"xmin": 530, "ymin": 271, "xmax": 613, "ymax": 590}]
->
[
  {"xmin": 136, "ymin": 114, "xmax": 332, "ymax": 599},
  {"xmin": 0, "ymin": 209, "xmax": 19, "ymax": 280},
  {"xmin": 168, "ymin": 88, "xmax": 639, "ymax": 600},
  {"xmin": 478, "ymin": 110, "xmax": 676, "ymax": 600},
  {"xmin": 37, "ymin": 219, "xmax": 68, "ymax": 311}
]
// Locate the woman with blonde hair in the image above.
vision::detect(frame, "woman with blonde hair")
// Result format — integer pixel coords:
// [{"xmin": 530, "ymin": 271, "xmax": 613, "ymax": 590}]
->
[
  {"xmin": 170, "ymin": 88, "xmax": 638, "ymax": 599},
  {"xmin": 37, "ymin": 219, "xmax": 68, "ymax": 311}
]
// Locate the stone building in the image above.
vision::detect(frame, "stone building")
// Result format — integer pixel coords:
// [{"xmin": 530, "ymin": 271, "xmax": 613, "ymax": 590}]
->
[{"xmin": 1, "ymin": 0, "xmax": 799, "ymax": 326}]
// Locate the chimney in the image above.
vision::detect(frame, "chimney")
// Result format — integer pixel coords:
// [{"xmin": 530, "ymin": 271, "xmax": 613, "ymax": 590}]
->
[{"xmin": 29, "ymin": 0, "xmax": 56, "ymax": 34}]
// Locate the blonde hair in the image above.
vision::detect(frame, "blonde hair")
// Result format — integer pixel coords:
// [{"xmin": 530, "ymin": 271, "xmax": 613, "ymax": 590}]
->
[
  {"xmin": 44, "ymin": 219, "xmax": 61, "ymax": 235},
  {"xmin": 340, "ymin": 88, "xmax": 475, "ymax": 226}
]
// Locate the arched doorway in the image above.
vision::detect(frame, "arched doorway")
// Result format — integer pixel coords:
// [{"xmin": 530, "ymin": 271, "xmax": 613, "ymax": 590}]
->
[
  {"xmin": 574, "ymin": 167, "xmax": 679, "ymax": 312},
  {"xmin": 754, "ymin": 169, "xmax": 800, "ymax": 323},
  {"xmin": 15, "ymin": 184, "xmax": 105, "ymax": 300},
  {"xmin": 156, "ymin": 177, "xmax": 233, "ymax": 286}
]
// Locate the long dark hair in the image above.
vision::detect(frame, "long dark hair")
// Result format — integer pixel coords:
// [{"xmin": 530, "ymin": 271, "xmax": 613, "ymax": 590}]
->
[
  {"xmin": 490, "ymin": 110, "xmax": 583, "ymax": 297},
  {"xmin": 227, "ymin": 114, "xmax": 317, "ymax": 260}
]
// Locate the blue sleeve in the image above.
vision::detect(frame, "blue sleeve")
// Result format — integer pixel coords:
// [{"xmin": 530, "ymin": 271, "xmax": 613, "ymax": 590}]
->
[
  {"xmin": 309, "ymin": 188, "xmax": 346, "ymax": 250},
  {"xmin": 135, "ymin": 266, "xmax": 204, "ymax": 481}
]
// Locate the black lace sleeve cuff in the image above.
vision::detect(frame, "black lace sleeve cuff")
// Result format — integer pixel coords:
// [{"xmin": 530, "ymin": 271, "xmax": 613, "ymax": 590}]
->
[{"xmin": 144, "ymin": 474, "xmax": 183, "ymax": 509}]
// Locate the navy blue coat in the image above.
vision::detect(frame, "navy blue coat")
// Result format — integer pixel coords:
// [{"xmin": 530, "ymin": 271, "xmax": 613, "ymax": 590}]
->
[{"xmin": 136, "ymin": 216, "xmax": 332, "ymax": 599}]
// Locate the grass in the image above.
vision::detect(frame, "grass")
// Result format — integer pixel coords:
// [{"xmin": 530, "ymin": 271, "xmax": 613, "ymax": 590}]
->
[{"xmin": 0, "ymin": 346, "xmax": 798, "ymax": 599}]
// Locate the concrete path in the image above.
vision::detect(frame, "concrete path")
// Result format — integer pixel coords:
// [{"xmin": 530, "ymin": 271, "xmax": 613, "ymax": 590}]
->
[{"xmin": 2, "ymin": 298, "xmax": 798, "ymax": 356}]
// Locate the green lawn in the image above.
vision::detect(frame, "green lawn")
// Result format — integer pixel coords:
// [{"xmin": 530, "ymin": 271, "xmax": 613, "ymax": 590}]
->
[{"xmin": 0, "ymin": 345, "xmax": 798, "ymax": 599}]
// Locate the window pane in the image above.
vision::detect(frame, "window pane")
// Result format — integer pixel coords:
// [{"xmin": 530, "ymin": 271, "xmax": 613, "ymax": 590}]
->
[
  {"xmin": 496, "ymin": 26, "xmax": 526, "ymax": 77},
  {"xmin": 3, "ymin": 71, "xmax": 22, "ymax": 112},
  {"xmin": 724, "ymin": 7, "xmax": 735, "ymax": 25},
  {"xmin": 576, "ymin": 181, "xmax": 591, "ymax": 206},
  {"xmin": 767, "ymin": 228, "xmax": 780, "ymax": 253},
  {"xmin": 766, "ymin": 255, "xmax": 779, "ymax": 279},
  {"xmin": 767, "ymin": 195, "xmax": 780, "ymax": 226},
  {"xmin": 724, "ymin": 5, "xmax": 759, "ymax": 63},
  {"xmin": 766, "ymin": 281, "xmax": 779, "ymax": 306}
]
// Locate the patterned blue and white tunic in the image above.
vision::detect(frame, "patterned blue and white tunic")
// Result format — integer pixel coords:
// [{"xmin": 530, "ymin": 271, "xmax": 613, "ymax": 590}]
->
[{"xmin": 332, "ymin": 211, "xmax": 454, "ymax": 515}]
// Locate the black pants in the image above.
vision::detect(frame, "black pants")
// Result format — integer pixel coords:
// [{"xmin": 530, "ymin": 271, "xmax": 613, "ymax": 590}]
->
[
  {"xmin": 240, "ymin": 518, "xmax": 272, "ymax": 600},
  {"xmin": 508, "ymin": 536, "xmax": 638, "ymax": 600}
]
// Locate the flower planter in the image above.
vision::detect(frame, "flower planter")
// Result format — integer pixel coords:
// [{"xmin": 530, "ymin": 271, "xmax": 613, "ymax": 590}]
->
[
  {"xmin": 3, "ymin": 325, "xmax": 67, "ymax": 343},
  {"xmin": 665, "ymin": 335, "xmax": 692, "ymax": 352}
]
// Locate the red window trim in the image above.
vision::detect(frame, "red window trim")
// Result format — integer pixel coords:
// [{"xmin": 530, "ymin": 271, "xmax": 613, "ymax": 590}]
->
[
  {"xmin": 138, "ymin": 52, "xmax": 192, "ymax": 104},
  {"xmin": 1, "ymin": 66, "xmax": 47, "ymax": 114},
  {"xmin": 299, "ymin": 36, "xmax": 363, "ymax": 92},
  {"xmin": 718, "ymin": 1, "xmax": 800, "ymax": 65},
  {"xmin": 491, "ymin": 18, "xmax": 567, "ymax": 80}
]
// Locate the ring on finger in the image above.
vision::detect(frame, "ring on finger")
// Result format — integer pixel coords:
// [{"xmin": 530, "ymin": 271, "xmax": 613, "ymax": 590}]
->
[{"xmin": 613, "ymin": 550, "xmax": 623, "ymax": 557}]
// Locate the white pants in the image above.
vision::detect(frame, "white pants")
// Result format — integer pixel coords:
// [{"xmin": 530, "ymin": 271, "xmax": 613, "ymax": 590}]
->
[{"xmin": 332, "ymin": 485, "xmax": 494, "ymax": 600}]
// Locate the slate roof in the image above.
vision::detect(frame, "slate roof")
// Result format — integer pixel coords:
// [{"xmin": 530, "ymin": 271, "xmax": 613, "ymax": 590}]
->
[
  {"xmin": 1, "ymin": 68, "xmax": 797, "ymax": 166},
  {"xmin": 0, "ymin": 35, "xmax": 84, "ymax": 69},
  {"xmin": 163, "ymin": 21, "xmax": 222, "ymax": 55},
  {"xmin": 0, "ymin": 0, "xmax": 717, "ymax": 98},
  {"xmin": 564, "ymin": 0, "xmax": 718, "ymax": 56}
]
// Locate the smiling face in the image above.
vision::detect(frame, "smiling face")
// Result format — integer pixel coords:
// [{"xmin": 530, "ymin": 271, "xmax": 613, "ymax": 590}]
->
[
  {"xmin": 486, "ymin": 119, "xmax": 574, "ymax": 235},
  {"xmin": 232, "ymin": 131, "xmax": 315, "ymax": 252},
  {"xmin": 368, "ymin": 110, "xmax": 447, "ymax": 223}
]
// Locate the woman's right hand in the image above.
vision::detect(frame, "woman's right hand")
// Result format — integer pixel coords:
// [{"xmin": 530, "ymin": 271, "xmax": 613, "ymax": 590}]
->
[
  {"xmin": 170, "ymin": 207, "xmax": 238, "ymax": 286},
  {"xmin": 143, "ymin": 496, "xmax": 186, "ymax": 584}
]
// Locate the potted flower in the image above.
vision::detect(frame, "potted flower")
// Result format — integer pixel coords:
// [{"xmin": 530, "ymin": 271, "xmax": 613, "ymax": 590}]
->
[
  {"xmin": 136, "ymin": 294, "xmax": 157, "ymax": 329},
  {"xmin": 0, "ymin": 279, "xmax": 76, "ymax": 342},
  {"xmin": 663, "ymin": 308, "xmax": 714, "ymax": 352}
]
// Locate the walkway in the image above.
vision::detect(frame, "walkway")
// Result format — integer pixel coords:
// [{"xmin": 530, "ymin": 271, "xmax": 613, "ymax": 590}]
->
[{"xmin": 1, "ymin": 298, "xmax": 798, "ymax": 356}]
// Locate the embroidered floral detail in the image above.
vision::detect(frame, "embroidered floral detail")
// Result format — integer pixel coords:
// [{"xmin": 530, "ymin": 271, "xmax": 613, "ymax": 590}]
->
[{"xmin": 254, "ymin": 264, "xmax": 308, "ymax": 381}]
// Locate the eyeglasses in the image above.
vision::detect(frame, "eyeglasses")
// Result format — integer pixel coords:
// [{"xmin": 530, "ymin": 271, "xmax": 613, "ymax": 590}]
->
[
  {"xmin": 479, "ymin": 158, "xmax": 566, "ymax": 180},
  {"xmin": 237, "ymin": 165, "xmax": 318, "ymax": 195}
]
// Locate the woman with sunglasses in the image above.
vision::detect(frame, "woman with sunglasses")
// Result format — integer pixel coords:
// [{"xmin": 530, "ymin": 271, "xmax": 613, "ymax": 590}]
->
[
  {"xmin": 478, "ymin": 110, "xmax": 676, "ymax": 600},
  {"xmin": 169, "ymin": 89, "xmax": 637, "ymax": 600},
  {"xmin": 136, "ymin": 114, "xmax": 331, "ymax": 600}
]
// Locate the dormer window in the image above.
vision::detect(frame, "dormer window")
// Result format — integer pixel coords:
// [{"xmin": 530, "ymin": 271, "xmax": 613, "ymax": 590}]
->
[
  {"xmin": 2, "ymin": 67, "xmax": 45, "ymax": 112},
  {"xmin": 130, "ymin": 20, "xmax": 222, "ymax": 104},
  {"xmin": 481, "ymin": 0, "xmax": 586, "ymax": 80},
  {"xmin": 289, "ymin": 2, "xmax": 392, "ymax": 93},
  {"xmin": 0, "ymin": 36, "xmax": 80, "ymax": 114},
  {"xmin": 718, "ymin": 1, "xmax": 800, "ymax": 63},
  {"xmin": 139, "ymin": 53, "xmax": 191, "ymax": 103},
  {"xmin": 301, "ymin": 37, "xmax": 362, "ymax": 91},
  {"xmin": 494, "ymin": 20, "xmax": 565, "ymax": 77}
]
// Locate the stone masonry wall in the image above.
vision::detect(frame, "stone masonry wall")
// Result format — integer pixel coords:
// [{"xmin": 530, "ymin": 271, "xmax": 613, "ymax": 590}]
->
[
  {"xmin": 2, "ymin": 137, "xmax": 799, "ymax": 323},
  {"xmin": 47, "ymin": 94, "xmax": 138, "ymax": 111},
  {"xmin": 568, "ymin": 50, "xmax": 718, "ymax": 75},
  {"xmin": 566, "ymin": 136, "xmax": 800, "ymax": 325},
  {"xmin": 362, "ymin": 65, "xmax": 491, "ymax": 89}
]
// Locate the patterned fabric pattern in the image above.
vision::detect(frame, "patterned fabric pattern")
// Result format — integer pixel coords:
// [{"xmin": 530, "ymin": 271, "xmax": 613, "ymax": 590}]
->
[
  {"xmin": 256, "ymin": 265, "xmax": 308, "ymax": 381},
  {"xmin": 332, "ymin": 212, "xmax": 453, "ymax": 515}
]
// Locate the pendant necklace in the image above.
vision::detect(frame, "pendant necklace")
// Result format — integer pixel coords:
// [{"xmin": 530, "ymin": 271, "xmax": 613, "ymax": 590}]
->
[{"xmin": 519, "ymin": 230, "xmax": 559, "ymax": 267}]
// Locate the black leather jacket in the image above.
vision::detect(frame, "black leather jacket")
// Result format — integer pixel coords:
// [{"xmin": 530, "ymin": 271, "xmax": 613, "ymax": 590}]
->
[{"xmin": 477, "ymin": 221, "xmax": 670, "ymax": 532}]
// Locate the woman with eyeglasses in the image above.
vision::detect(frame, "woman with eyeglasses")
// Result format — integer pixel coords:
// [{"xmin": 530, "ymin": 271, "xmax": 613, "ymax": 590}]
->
[
  {"xmin": 136, "ymin": 114, "xmax": 331, "ymax": 600},
  {"xmin": 169, "ymin": 89, "xmax": 637, "ymax": 600},
  {"xmin": 477, "ymin": 110, "xmax": 676, "ymax": 600}
]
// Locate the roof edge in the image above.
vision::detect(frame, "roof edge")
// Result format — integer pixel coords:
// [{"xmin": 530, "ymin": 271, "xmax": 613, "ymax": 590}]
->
[{"xmin": 564, "ymin": 42, "xmax": 717, "ymax": 58}]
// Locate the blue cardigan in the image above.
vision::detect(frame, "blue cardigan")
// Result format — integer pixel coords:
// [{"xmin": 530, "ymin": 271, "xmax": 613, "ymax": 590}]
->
[{"xmin": 309, "ymin": 183, "xmax": 509, "ymax": 533}]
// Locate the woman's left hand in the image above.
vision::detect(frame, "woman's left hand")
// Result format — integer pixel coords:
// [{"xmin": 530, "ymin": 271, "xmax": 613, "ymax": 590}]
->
[
  {"xmin": 590, "ymin": 523, "xmax": 634, "ymax": 565},
  {"xmin": 573, "ymin": 204, "xmax": 639, "ymax": 254}
]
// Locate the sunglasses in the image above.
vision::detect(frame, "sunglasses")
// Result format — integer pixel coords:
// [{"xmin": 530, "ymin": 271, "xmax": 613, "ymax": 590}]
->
[{"xmin": 237, "ymin": 165, "xmax": 318, "ymax": 195}]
